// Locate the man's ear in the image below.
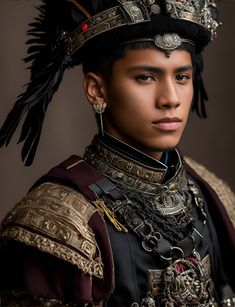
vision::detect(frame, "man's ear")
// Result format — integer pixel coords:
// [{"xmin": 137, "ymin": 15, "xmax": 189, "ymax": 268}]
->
[{"xmin": 83, "ymin": 72, "xmax": 107, "ymax": 106}]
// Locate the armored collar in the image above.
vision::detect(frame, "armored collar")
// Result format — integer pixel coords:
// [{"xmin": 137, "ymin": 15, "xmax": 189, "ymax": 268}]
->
[{"xmin": 84, "ymin": 133, "xmax": 184, "ymax": 192}]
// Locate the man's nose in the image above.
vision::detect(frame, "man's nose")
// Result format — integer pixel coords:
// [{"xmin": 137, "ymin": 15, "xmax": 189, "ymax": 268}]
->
[{"xmin": 156, "ymin": 78, "xmax": 180, "ymax": 109}]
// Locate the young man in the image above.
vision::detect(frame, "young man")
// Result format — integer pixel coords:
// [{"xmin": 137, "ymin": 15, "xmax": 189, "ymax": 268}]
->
[{"xmin": 0, "ymin": 0, "xmax": 234, "ymax": 306}]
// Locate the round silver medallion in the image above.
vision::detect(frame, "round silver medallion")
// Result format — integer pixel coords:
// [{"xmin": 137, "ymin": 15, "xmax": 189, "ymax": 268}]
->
[
  {"xmin": 151, "ymin": 4, "xmax": 161, "ymax": 15},
  {"xmin": 154, "ymin": 33, "xmax": 182, "ymax": 51}
]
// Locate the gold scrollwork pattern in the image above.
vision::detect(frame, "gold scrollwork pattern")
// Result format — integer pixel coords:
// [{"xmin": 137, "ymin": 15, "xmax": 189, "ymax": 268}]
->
[
  {"xmin": 185, "ymin": 157, "xmax": 235, "ymax": 228},
  {"xmin": 0, "ymin": 182, "xmax": 103, "ymax": 278},
  {"xmin": 85, "ymin": 139, "xmax": 167, "ymax": 184},
  {"xmin": 0, "ymin": 291, "xmax": 77, "ymax": 306}
]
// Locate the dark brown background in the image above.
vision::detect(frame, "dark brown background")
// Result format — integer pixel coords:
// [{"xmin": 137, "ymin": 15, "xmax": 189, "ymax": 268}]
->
[{"xmin": 0, "ymin": 0, "xmax": 234, "ymax": 220}]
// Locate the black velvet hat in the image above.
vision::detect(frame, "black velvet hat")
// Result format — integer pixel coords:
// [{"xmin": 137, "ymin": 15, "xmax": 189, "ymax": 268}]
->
[{"xmin": 0, "ymin": 0, "xmax": 220, "ymax": 165}]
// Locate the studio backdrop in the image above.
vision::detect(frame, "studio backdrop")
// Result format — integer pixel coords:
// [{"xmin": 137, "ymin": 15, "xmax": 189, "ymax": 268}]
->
[{"xmin": 0, "ymin": 0, "xmax": 234, "ymax": 220}]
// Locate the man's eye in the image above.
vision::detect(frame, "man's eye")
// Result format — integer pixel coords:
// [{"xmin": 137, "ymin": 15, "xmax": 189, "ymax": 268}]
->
[
  {"xmin": 136, "ymin": 75, "xmax": 154, "ymax": 82},
  {"xmin": 176, "ymin": 74, "xmax": 191, "ymax": 81}
]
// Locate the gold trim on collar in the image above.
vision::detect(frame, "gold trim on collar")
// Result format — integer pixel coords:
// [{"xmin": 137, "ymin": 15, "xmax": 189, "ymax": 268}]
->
[{"xmin": 85, "ymin": 139, "xmax": 166, "ymax": 184}]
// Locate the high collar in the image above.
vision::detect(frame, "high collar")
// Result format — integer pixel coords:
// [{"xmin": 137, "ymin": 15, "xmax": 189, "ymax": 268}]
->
[{"xmin": 84, "ymin": 133, "xmax": 183, "ymax": 184}]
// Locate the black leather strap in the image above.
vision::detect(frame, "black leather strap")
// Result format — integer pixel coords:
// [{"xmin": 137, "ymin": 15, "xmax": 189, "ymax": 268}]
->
[{"xmin": 89, "ymin": 176, "xmax": 204, "ymax": 262}]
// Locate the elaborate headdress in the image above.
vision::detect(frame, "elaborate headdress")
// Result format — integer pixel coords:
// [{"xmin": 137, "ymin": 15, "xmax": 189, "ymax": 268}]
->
[{"xmin": 0, "ymin": 0, "xmax": 220, "ymax": 165}]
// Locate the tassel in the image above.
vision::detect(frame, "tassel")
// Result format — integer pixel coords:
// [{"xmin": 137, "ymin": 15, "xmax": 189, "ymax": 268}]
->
[{"xmin": 93, "ymin": 199, "xmax": 128, "ymax": 233}]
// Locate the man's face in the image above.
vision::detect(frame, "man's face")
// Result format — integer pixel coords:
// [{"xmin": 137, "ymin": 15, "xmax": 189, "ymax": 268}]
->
[{"xmin": 103, "ymin": 47, "xmax": 193, "ymax": 160}]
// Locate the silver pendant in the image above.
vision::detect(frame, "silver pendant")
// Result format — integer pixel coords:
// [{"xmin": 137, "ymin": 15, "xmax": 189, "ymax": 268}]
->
[
  {"xmin": 140, "ymin": 293, "xmax": 156, "ymax": 307},
  {"xmin": 161, "ymin": 258, "xmax": 211, "ymax": 306}
]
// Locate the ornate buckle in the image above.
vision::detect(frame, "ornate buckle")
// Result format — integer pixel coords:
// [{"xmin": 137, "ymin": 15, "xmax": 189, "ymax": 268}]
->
[
  {"xmin": 142, "ymin": 235, "xmax": 160, "ymax": 253},
  {"xmin": 159, "ymin": 246, "xmax": 184, "ymax": 262}
]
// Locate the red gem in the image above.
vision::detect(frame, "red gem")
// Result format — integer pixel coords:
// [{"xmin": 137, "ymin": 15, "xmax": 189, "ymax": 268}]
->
[
  {"xmin": 82, "ymin": 23, "xmax": 89, "ymax": 31},
  {"xmin": 188, "ymin": 257, "xmax": 198, "ymax": 264},
  {"xmin": 175, "ymin": 264, "xmax": 184, "ymax": 272}
]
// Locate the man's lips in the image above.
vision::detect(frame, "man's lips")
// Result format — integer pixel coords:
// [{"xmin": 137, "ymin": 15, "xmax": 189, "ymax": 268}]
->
[{"xmin": 152, "ymin": 117, "xmax": 182, "ymax": 131}]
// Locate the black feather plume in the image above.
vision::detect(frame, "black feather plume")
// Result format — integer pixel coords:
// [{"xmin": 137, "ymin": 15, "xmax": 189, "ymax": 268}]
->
[{"xmin": 0, "ymin": 0, "xmax": 72, "ymax": 165}]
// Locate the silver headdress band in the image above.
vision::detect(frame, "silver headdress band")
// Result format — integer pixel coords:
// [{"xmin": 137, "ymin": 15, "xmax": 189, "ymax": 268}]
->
[
  {"xmin": 61, "ymin": 2, "xmax": 151, "ymax": 56},
  {"xmin": 59, "ymin": 0, "xmax": 219, "ymax": 56},
  {"xmin": 121, "ymin": 33, "xmax": 195, "ymax": 56}
]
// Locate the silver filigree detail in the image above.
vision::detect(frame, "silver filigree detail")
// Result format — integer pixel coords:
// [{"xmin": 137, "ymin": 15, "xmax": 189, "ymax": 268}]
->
[
  {"xmin": 153, "ymin": 185, "xmax": 190, "ymax": 215},
  {"xmin": 122, "ymin": 1, "xmax": 146, "ymax": 23},
  {"xmin": 150, "ymin": 4, "xmax": 161, "ymax": 15},
  {"xmin": 143, "ymin": 0, "xmax": 161, "ymax": 15},
  {"xmin": 165, "ymin": 0, "xmax": 220, "ymax": 39},
  {"xmin": 161, "ymin": 257, "xmax": 213, "ymax": 306},
  {"xmin": 154, "ymin": 33, "xmax": 182, "ymax": 51}
]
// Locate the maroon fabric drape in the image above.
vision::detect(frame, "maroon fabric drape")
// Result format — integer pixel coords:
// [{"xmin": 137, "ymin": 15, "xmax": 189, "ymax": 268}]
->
[{"xmin": 185, "ymin": 162, "xmax": 235, "ymax": 290}]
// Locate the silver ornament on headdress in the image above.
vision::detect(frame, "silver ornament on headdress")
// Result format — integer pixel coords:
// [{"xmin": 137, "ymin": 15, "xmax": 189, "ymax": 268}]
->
[
  {"xmin": 155, "ymin": 33, "xmax": 182, "ymax": 51},
  {"xmin": 165, "ymin": 0, "xmax": 220, "ymax": 39}
]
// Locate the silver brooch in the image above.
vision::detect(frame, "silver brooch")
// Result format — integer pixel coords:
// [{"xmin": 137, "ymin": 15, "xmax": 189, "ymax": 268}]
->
[{"xmin": 154, "ymin": 33, "xmax": 182, "ymax": 51}]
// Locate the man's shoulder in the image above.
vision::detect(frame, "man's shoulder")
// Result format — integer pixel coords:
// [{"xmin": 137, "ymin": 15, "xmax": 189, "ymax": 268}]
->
[
  {"xmin": 184, "ymin": 156, "xmax": 235, "ymax": 227},
  {"xmin": 0, "ymin": 181, "xmax": 103, "ymax": 278}
]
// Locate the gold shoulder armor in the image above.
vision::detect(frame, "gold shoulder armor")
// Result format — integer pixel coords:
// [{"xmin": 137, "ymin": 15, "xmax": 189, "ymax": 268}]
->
[
  {"xmin": 1, "ymin": 291, "xmax": 75, "ymax": 307},
  {"xmin": 0, "ymin": 182, "xmax": 103, "ymax": 278},
  {"xmin": 185, "ymin": 157, "xmax": 235, "ymax": 228}
]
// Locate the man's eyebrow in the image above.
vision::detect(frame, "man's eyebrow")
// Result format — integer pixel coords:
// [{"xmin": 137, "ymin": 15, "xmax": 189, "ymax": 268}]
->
[
  {"xmin": 127, "ymin": 65, "xmax": 164, "ymax": 74},
  {"xmin": 126, "ymin": 65, "xmax": 193, "ymax": 74},
  {"xmin": 174, "ymin": 65, "xmax": 193, "ymax": 73}
]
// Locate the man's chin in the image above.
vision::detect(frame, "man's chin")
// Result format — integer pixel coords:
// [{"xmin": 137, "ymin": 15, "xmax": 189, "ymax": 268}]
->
[{"xmin": 151, "ymin": 146, "xmax": 177, "ymax": 153}]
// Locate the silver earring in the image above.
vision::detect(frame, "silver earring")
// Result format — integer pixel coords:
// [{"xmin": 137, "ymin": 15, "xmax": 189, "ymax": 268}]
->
[{"xmin": 93, "ymin": 102, "xmax": 107, "ymax": 136}]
